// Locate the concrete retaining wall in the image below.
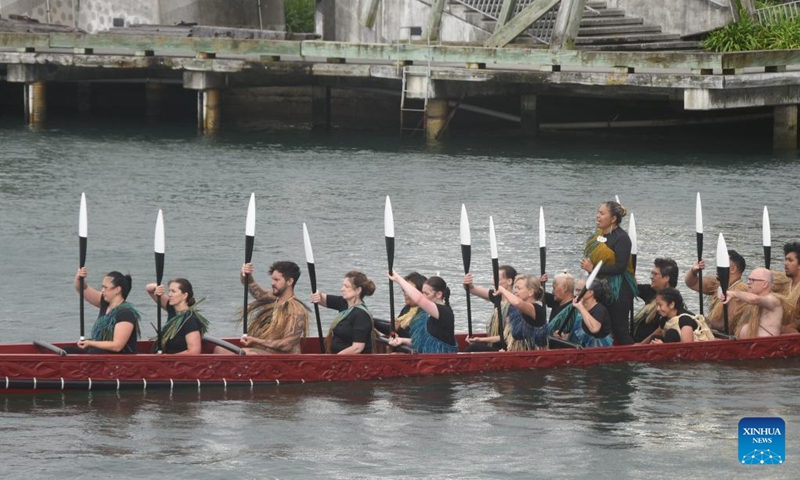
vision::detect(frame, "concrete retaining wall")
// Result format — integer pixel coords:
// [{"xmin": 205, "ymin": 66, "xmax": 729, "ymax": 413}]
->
[
  {"xmin": 315, "ymin": 0, "xmax": 489, "ymax": 43},
  {"xmin": 607, "ymin": 0, "xmax": 734, "ymax": 36},
  {"xmin": 0, "ymin": 0, "xmax": 284, "ymax": 32}
]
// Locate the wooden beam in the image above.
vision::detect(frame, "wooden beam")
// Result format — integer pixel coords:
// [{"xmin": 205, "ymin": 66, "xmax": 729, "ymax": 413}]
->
[
  {"xmin": 427, "ymin": 0, "xmax": 447, "ymax": 42},
  {"xmin": 484, "ymin": 0, "xmax": 561, "ymax": 48},
  {"xmin": 739, "ymin": 0, "xmax": 757, "ymax": 19},
  {"xmin": 550, "ymin": 0, "xmax": 586, "ymax": 51},
  {"xmin": 363, "ymin": 0, "xmax": 381, "ymax": 29},
  {"xmin": 685, "ymin": 86, "xmax": 800, "ymax": 110},
  {"xmin": 496, "ymin": 0, "xmax": 519, "ymax": 31}
]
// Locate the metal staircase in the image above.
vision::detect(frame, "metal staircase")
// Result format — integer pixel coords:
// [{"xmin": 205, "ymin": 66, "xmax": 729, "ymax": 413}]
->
[{"xmin": 449, "ymin": 0, "xmax": 704, "ymax": 50}]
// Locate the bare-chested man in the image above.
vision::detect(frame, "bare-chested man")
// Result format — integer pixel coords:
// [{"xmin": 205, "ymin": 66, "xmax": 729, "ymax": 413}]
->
[
  {"xmin": 723, "ymin": 268, "xmax": 783, "ymax": 338},
  {"xmin": 685, "ymin": 249, "xmax": 748, "ymax": 333},
  {"xmin": 214, "ymin": 261, "xmax": 308, "ymax": 355},
  {"xmin": 783, "ymin": 242, "xmax": 800, "ymax": 333}
]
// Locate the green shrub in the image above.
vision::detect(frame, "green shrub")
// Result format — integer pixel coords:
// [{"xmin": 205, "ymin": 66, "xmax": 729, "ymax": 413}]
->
[
  {"xmin": 703, "ymin": 8, "xmax": 800, "ymax": 51},
  {"xmin": 285, "ymin": 0, "xmax": 314, "ymax": 33}
]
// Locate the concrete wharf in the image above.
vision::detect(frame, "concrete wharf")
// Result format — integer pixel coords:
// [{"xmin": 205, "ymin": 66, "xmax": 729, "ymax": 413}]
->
[{"xmin": 2, "ymin": 21, "xmax": 800, "ymax": 147}]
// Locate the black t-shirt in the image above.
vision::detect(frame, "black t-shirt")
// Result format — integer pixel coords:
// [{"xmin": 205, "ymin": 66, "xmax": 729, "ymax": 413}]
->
[
  {"xmin": 164, "ymin": 305, "xmax": 203, "ymax": 354},
  {"xmin": 426, "ymin": 304, "xmax": 456, "ymax": 345},
  {"xmin": 396, "ymin": 304, "xmax": 412, "ymax": 338},
  {"xmin": 584, "ymin": 303, "xmax": 612, "ymax": 339},
  {"xmin": 98, "ymin": 299, "xmax": 138, "ymax": 353},
  {"xmin": 525, "ymin": 303, "xmax": 547, "ymax": 328},
  {"xmin": 598, "ymin": 228, "xmax": 632, "ymax": 276},
  {"xmin": 327, "ymin": 295, "xmax": 373, "ymax": 354}
]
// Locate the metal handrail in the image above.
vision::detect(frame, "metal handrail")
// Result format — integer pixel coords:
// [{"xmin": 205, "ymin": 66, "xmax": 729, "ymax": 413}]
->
[{"xmin": 756, "ymin": 0, "xmax": 800, "ymax": 23}]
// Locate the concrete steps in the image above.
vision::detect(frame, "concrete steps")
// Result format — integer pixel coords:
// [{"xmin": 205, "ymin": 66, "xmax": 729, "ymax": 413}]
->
[{"xmin": 448, "ymin": 0, "xmax": 703, "ymax": 51}]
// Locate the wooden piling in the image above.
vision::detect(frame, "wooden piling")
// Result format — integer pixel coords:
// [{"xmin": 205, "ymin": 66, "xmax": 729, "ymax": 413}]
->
[
  {"xmin": 426, "ymin": 99, "xmax": 448, "ymax": 141},
  {"xmin": 145, "ymin": 83, "xmax": 165, "ymax": 119},
  {"xmin": 773, "ymin": 105, "xmax": 797, "ymax": 150},
  {"xmin": 202, "ymin": 89, "xmax": 222, "ymax": 133},
  {"xmin": 521, "ymin": 95, "xmax": 539, "ymax": 136},
  {"xmin": 25, "ymin": 81, "xmax": 46, "ymax": 125},
  {"xmin": 312, "ymin": 85, "xmax": 331, "ymax": 132}
]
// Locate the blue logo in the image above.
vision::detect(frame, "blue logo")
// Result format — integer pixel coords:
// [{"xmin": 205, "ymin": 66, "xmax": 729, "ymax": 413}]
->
[{"xmin": 738, "ymin": 417, "xmax": 785, "ymax": 465}]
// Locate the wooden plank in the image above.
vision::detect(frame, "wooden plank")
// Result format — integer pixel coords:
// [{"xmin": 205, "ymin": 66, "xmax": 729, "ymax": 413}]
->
[
  {"xmin": 550, "ymin": 0, "xmax": 587, "ymax": 51},
  {"xmin": 496, "ymin": 0, "xmax": 519, "ymax": 30},
  {"xmin": 484, "ymin": 0, "xmax": 562, "ymax": 48},
  {"xmin": 721, "ymin": 50, "xmax": 800, "ymax": 70},
  {"xmin": 46, "ymin": 33, "xmax": 303, "ymax": 57},
  {"xmin": 685, "ymin": 85, "xmax": 800, "ymax": 110},
  {"xmin": 426, "ymin": 0, "xmax": 446, "ymax": 42},
  {"xmin": 363, "ymin": 0, "xmax": 381, "ymax": 29}
]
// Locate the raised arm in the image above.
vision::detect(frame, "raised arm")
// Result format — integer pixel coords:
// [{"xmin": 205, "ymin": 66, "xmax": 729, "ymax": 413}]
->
[
  {"xmin": 496, "ymin": 285, "xmax": 536, "ymax": 319},
  {"xmin": 241, "ymin": 263, "xmax": 270, "ymax": 299},
  {"xmin": 75, "ymin": 267, "xmax": 102, "ymax": 308},
  {"xmin": 463, "ymin": 273, "xmax": 492, "ymax": 301},
  {"xmin": 684, "ymin": 260, "xmax": 718, "ymax": 294},
  {"xmin": 390, "ymin": 272, "xmax": 440, "ymax": 318},
  {"xmin": 145, "ymin": 283, "xmax": 169, "ymax": 310},
  {"xmin": 310, "ymin": 291, "xmax": 329, "ymax": 308},
  {"xmin": 725, "ymin": 290, "xmax": 781, "ymax": 311}
]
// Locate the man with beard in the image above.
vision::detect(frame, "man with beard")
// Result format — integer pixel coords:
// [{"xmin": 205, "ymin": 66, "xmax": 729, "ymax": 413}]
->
[
  {"xmin": 633, "ymin": 258, "xmax": 679, "ymax": 343},
  {"xmin": 214, "ymin": 261, "xmax": 308, "ymax": 354},
  {"xmin": 782, "ymin": 242, "xmax": 800, "ymax": 333}
]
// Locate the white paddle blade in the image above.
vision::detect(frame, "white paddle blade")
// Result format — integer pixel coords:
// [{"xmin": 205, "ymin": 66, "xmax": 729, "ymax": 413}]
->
[
  {"xmin": 716, "ymin": 233, "xmax": 729, "ymax": 268},
  {"xmin": 695, "ymin": 192, "xmax": 703, "ymax": 234},
  {"xmin": 384, "ymin": 196, "xmax": 395, "ymax": 238},
  {"xmin": 245, "ymin": 193, "xmax": 256, "ymax": 237},
  {"xmin": 629, "ymin": 213, "xmax": 637, "ymax": 255},
  {"xmin": 586, "ymin": 260, "xmax": 603, "ymax": 288},
  {"xmin": 154, "ymin": 210, "xmax": 165, "ymax": 254},
  {"xmin": 489, "ymin": 216, "xmax": 498, "ymax": 259},
  {"xmin": 303, "ymin": 223, "xmax": 314, "ymax": 264},
  {"xmin": 615, "ymin": 195, "xmax": 620, "ymax": 205},
  {"xmin": 460, "ymin": 204, "xmax": 471, "ymax": 246},
  {"xmin": 762, "ymin": 206, "xmax": 771, "ymax": 247},
  {"xmin": 538, "ymin": 207, "xmax": 546, "ymax": 248},
  {"xmin": 79, "ymin": 192, "xmax": 88, "ymax": 238}
]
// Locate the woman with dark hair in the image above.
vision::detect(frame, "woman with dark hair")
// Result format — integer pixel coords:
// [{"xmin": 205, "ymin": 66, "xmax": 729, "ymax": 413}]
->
[
  {"xmin": 651, "ymin": 288, "xmax": 714, "ymax": 344},
  {"xmin": 551, "ymin": 277, "xmax": 614, "ymax": 348},
  {"xmin": 72, "ymin": 267, "xmax": 141, "ymax": 353},
  {"xmin": 375, "ymin": 272, "xmax": 427, "ymax": 338},
  {"xmin": 582, "ymin": 201, "xmax": 637, "ymax": 345},
  {"xmin": 312, "ymin": 271, "xmax": 376, "ymax": 354},
  {"xmin": 491, "ymin": 274, "xmax": 547, "ymax": 351},
  {"xmin": 146, "ymin": 278, "xmax": 209, "ymax": 354},
  {"xmin": 387, "ymin": 272, "xmax": 457, "ymax": 353}
]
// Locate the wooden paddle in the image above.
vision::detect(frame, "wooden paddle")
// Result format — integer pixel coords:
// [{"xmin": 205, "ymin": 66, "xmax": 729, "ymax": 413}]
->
[
  {"xmin": 78, "ymin": 192, "xmax": 87, "ymax": 341},
  {"xmin": 154, "ymin": 210, "xmax": 165, "ymax": 354},
  {"xmin": 628, "ymin": 213, "xmax": 637, "ymax": 335},
  {"xmin": 303, "ymin": 223, "xmax": 325, "ymax": 353},
  {"xmin": 539, "ymin": 207, "xmax": 546, "ymax": 320},
  {"xmin": 763, "ymin": 206, "xmax": 771, "ymax": 270},
  {"xmin": 460, "ymin": 204, "xmax": 473, "ymax": 337},
  {"xmin": 717, "ymin": 233, "xmax": 731, "ymax": 335},
  {"xmin": 696, "ymin": 192, "xmax": 704, "ymax": 315},
  {"xmin": 489, "ymin": 216, "xmax": 506, "ymax": 350},
  {"xmin": 243, "ymin": 193, "xmax": 256, "ymax": 337},
  {"xmin": 385, "ymin": 196, "xmax": 396, "ymax": 334}
]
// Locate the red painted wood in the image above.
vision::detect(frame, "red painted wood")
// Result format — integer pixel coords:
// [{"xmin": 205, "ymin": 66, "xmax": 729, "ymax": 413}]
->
[{"xmin": 1, "ymin": 334, "xmax": 799, "ymax": 390}]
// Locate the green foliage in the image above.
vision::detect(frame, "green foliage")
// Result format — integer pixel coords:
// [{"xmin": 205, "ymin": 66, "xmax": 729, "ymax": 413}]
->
[
  {"xmin": 703, "ymin": 9, "xmax": 800, "ymax": 51},
  {"xmin": 285, "ymin": 0, "xmax": 314, "ymax": 33}
]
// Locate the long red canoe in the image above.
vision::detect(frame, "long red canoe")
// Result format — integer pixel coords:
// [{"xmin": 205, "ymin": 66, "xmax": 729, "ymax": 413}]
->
[{"xmin": 1, "ymin": 334, "xmax": 799, "ymax": 393}]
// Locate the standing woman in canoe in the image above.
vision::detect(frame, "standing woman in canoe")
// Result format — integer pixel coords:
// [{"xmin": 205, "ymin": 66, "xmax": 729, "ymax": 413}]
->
[
  {"xmin": 145, "ymin": 279, "xmax": 209, "ymax": 354},
  {"xmin": 387, "ymin": 272, "xmax": 458, "ymax": 353},
  {"xmin": 581, "ymin": 201, "xmax": 637, "ymax": 345},
  {"xmin": 71, "ymin": 267, "xmax": 141, "ymax": 353},
  {"xmin": 312, "ymin": 271, "xmax": 376, "ymax": 354}
]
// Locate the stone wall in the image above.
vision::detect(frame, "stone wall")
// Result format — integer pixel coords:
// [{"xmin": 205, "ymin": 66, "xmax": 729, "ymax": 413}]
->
[
  {"xmin": 315, "ymin": 0, "xmax": 489, "ymax": 43},
  {"xmin": 0, "ymin": 0, "xmax": 284, "ymax": 32},
  {"xmin": 607, "ymin": 0, "xmax": 734, "ymax": 36}
]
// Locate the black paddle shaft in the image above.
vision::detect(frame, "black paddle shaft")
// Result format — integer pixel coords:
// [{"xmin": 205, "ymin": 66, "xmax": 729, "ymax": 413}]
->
[
  {"xmin": 155, "ymin": 251, "xmax": 164, "ymax": 353},
  {"xmin": 697, "ymin": 232, "xmax": 704, "ymax": 315},
  {"xmin": 79, "ymin": 236, "xmax": 87, "ymax": 339},
  {"xmin": 718, "ymin": 266, "xmax": 731, "ymax": 335},
  {"xmin": 764, "ymin": 246, "xmax": 772, "ymax": 270},
  {"xmin": 243, "ymin": 235, "xmax": 254, "ymax": 335},
  {"xmin": 629, "ymin": 254, "xmax": 637, "ymax": 336},
  {"xmin": 492, "ymin": 258, "xmax": 506, "ymax": 349},
  {"xmin": 461, "ymin": 244, "xmax": 473, "ymax": 338},
  {"xmin": 386, "ymin": 236, "xmax": 396, "ymax": 333},
  {"xmin": 307, "ymin": 262, "xmax": 325, "ymax": 353}
]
